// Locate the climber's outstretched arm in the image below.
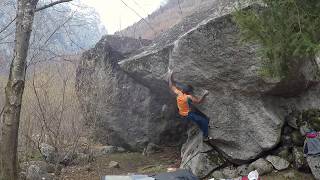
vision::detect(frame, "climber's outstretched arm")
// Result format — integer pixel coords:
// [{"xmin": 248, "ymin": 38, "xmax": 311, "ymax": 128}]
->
[
  {"xmin": 189, "ymin": 90, "xmax": 209, "ymax": 104},
  {"xmin": 168, "ymin": 70, "xmax": 178, "ymax": 94}
]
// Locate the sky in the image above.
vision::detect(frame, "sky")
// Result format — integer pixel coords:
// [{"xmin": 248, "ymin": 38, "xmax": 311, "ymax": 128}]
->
[{"xmin": 81, "ymin": 0, "xmax": 166, "ymax": 34}]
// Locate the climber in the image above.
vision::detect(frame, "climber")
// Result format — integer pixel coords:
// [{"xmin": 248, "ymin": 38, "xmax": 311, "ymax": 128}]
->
[{"xmin": 168, "ymin": 69, "xmax": 213, "ymax": 142}]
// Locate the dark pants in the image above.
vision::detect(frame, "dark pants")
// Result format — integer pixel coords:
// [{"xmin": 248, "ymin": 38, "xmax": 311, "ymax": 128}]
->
[{"xmin": 186, "ymin": 111, "xmax": 209, "ymax": 137}]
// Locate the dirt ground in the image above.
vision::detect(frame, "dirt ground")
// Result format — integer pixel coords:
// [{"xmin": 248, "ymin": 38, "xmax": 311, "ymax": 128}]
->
[
  {"xmin": 60, "ymin": 147, "xmax": 181, "ymax": 180},
  {"xmin": 261, "ymin": 169, "xmax": 315, "ymax": 180},
  {"xmin": 60, "ymin": 146, "xmax": 315, "ymax": 180}
]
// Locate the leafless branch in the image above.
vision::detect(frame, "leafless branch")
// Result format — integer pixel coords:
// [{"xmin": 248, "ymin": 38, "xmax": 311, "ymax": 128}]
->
[
  {"xmin": 28, "ymin": 11, "xmax": 76, "ymax": 66},
  {"xmin": 35, "ymin": 0, "xmax": 73, "ymax": 12},
  {"xmin": 119, "ymin": 0, "xmax": 156, "ymax": 34},
  {"xmin": 0, "ymin": 0, "xmax": 73, "ymax": 36},
  {"xmin": 0, "ymin": 16, "xmax": 16, "ymax": 35},
  {"xmin": 62, "ymin": 24, "xmax": 85, "ymax": 50},
  {"xmin": 32, "ymin": 67, "xmax": 56, "ymax": 138}
]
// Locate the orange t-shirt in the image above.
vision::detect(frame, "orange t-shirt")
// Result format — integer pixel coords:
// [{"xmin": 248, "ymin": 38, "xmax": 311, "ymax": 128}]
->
[{"xmin": 173, "ymin": 87, "xmax": 192, "ymax": 117}]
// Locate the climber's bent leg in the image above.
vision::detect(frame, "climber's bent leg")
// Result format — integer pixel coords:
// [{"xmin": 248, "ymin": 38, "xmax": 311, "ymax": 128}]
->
[{"xmin": 187, "ymin": 112, "xmax": 209, "ymax": 137}]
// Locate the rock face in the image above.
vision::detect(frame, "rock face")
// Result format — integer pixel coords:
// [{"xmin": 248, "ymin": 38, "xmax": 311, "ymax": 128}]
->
[
  {"xmin": 117, "ymin": 2, "xmax": 320, "ymax": 165},
  {"xmin": 76, "ymin": 1, "xmax": 320, "ymax": 178},
  {"xmin": 76, "ymin": 35, "xmax": 184, "ymax": 150},
  {"xmin": 119, "ymin": 5, "xmax": 285, "ymax": 163}
]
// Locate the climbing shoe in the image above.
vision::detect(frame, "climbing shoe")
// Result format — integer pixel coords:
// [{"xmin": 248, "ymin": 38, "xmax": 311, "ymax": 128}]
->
[{"xmin": 203, "ymin": 136, "xmax": 213, "ymax": 142}]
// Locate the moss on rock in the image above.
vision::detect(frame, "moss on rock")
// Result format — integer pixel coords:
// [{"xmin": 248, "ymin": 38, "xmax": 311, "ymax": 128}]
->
[
  {"xmin": 291, "ymin": 130, "xmax": 304, "ymax": 146},
  {"xmin": 287, "ymin": 109, "xmax": 320, "ymax": 131}
]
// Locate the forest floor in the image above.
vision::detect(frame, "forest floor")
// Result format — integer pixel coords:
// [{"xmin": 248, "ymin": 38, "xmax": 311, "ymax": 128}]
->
[
  {"xmin": 60, "ymin": 146, "xmax": 314, "ymax": 180},
  {"xmin": 60, "ymin": 146, "xmax": 181, "ymax": 180}
]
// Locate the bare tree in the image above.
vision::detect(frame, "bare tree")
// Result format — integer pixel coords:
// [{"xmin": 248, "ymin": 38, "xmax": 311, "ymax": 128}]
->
[{"xmin": 0, "ymin": 0, "xmax": 74, "ymax": 179}]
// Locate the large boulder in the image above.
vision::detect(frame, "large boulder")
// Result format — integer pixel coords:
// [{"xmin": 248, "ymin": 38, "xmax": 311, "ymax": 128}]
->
[
  {"xmin": 119, "ymin": 4, "xmax": 285, "ymax": 163},
  {"xmin": 76, "ymin": 35, "xmax": 184, "ymax": 150},
  {"xmin": 118, "ymin": 2, "xmax": 320, "ymax": 164},
  {"xmin": 76, "ymin": 0, "xmax": 320, "ymax": 173}
]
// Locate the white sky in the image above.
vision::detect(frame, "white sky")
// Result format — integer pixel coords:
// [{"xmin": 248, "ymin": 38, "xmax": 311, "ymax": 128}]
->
[{"xmin": 81, "ymin": 0, "xmax": 166, "ymax": 34}]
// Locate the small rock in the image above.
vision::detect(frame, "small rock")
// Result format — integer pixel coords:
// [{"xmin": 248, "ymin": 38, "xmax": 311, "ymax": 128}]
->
[
  {"xmin": 266, "ymin": 155, "xmax": 290, "ymax": 171},
  {"xmin": 117, "ymin": 147, "xmax": 126, "ymax": 153},
  {"xmin": 222, "ymin": 166, "xmax": 238, "ymax": 178},
  {"xmin": 307, "ymin": 155, "xmax": 320, "ymax": 179},
  {"xmin": 237, "ymin": 164, "xmax": 250, "ymax": 176},
  {"xmin": 109, "ymin": 161, "xmax": 120, "ymax": 168},
  {"xmin": 26, "ymin": 165, "xmax": 41, "ymax": 180},
  {"xmin": 143, "ymin": 143, "xmax": 162, "ymax": 156},
  {"xmin": 210, "ymin": 170, "xmax": 225, "ymax": 179},
  {"xmin": 41, "ymin": 173, "xmax": 56, "ymax": 180},
  {"xmin": 40, "ymin": 144, "xmax": 57, "ymax": 163},
  {"xmin": 293, "ymin": 147, "xmax": 309, "ymax": 171},
  {"xmin": 101, "ymin": 146, "xmax": 118, "ymax": 154},
  {"xmin": 20, "ymin": 161, "xmax": 46, "ymax": 173},
  {"xmin": 92, "ymin": 145, "xmax": 121, "ymax": 157},
  {"xmin": 248, "ymin": 158, "xmax": 273, "ymax": 175}
]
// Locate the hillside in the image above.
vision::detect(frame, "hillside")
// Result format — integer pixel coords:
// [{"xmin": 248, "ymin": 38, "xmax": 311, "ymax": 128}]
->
[
  {"xmin": 0, "ymin": 0, "xmax": 106, "ymax": 73},
  {"xmin": 115, "ymin": 0, "xmax": 217, "ymax": 39}
]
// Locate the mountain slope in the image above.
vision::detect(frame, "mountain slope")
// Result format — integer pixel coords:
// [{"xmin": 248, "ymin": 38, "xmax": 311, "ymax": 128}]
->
[{"xmin": 115, "ymin": 0, "xmax": 217, "ymax": 39}]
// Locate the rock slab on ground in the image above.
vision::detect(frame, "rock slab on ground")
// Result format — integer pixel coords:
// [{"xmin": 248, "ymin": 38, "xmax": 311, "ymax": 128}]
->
[
  {"xmin": 266, "ymin": 155, "xmax": 290, "ymax": 171},
  {"xmin": 307, "ymin": 155, "xmax": 320, "ymax": 180},
  {"xmin": 248, "ymin": 158, "xmax": 273, "ymax": 175},
  {"xmin": 180, "ymin": 130, "xmax": 226, "ymax": 178},
  {"xmin": 109, "ymin": 161, "xmax": 120, "ymax": 168},
  {"xmin": 143, "ymin": 143, "xmax": 162, "ymax": 156}
]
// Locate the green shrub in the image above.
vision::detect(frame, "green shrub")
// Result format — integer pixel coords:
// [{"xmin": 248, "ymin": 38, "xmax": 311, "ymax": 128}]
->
[{"xmin": 234, "ymin": 0, "xmax": 320, "ymax": 78}]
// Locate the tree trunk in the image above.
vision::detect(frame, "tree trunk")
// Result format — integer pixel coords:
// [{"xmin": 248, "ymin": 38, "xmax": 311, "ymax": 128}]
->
[{"xmin": 0, "ymin": 0, "xmax": 39, "ymax": 179}]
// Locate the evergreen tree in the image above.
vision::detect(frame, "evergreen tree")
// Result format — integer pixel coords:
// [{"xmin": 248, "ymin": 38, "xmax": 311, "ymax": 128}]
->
[{"xmin": 234, "ymin": 0, "xmax": 320, "ymax": 78}]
